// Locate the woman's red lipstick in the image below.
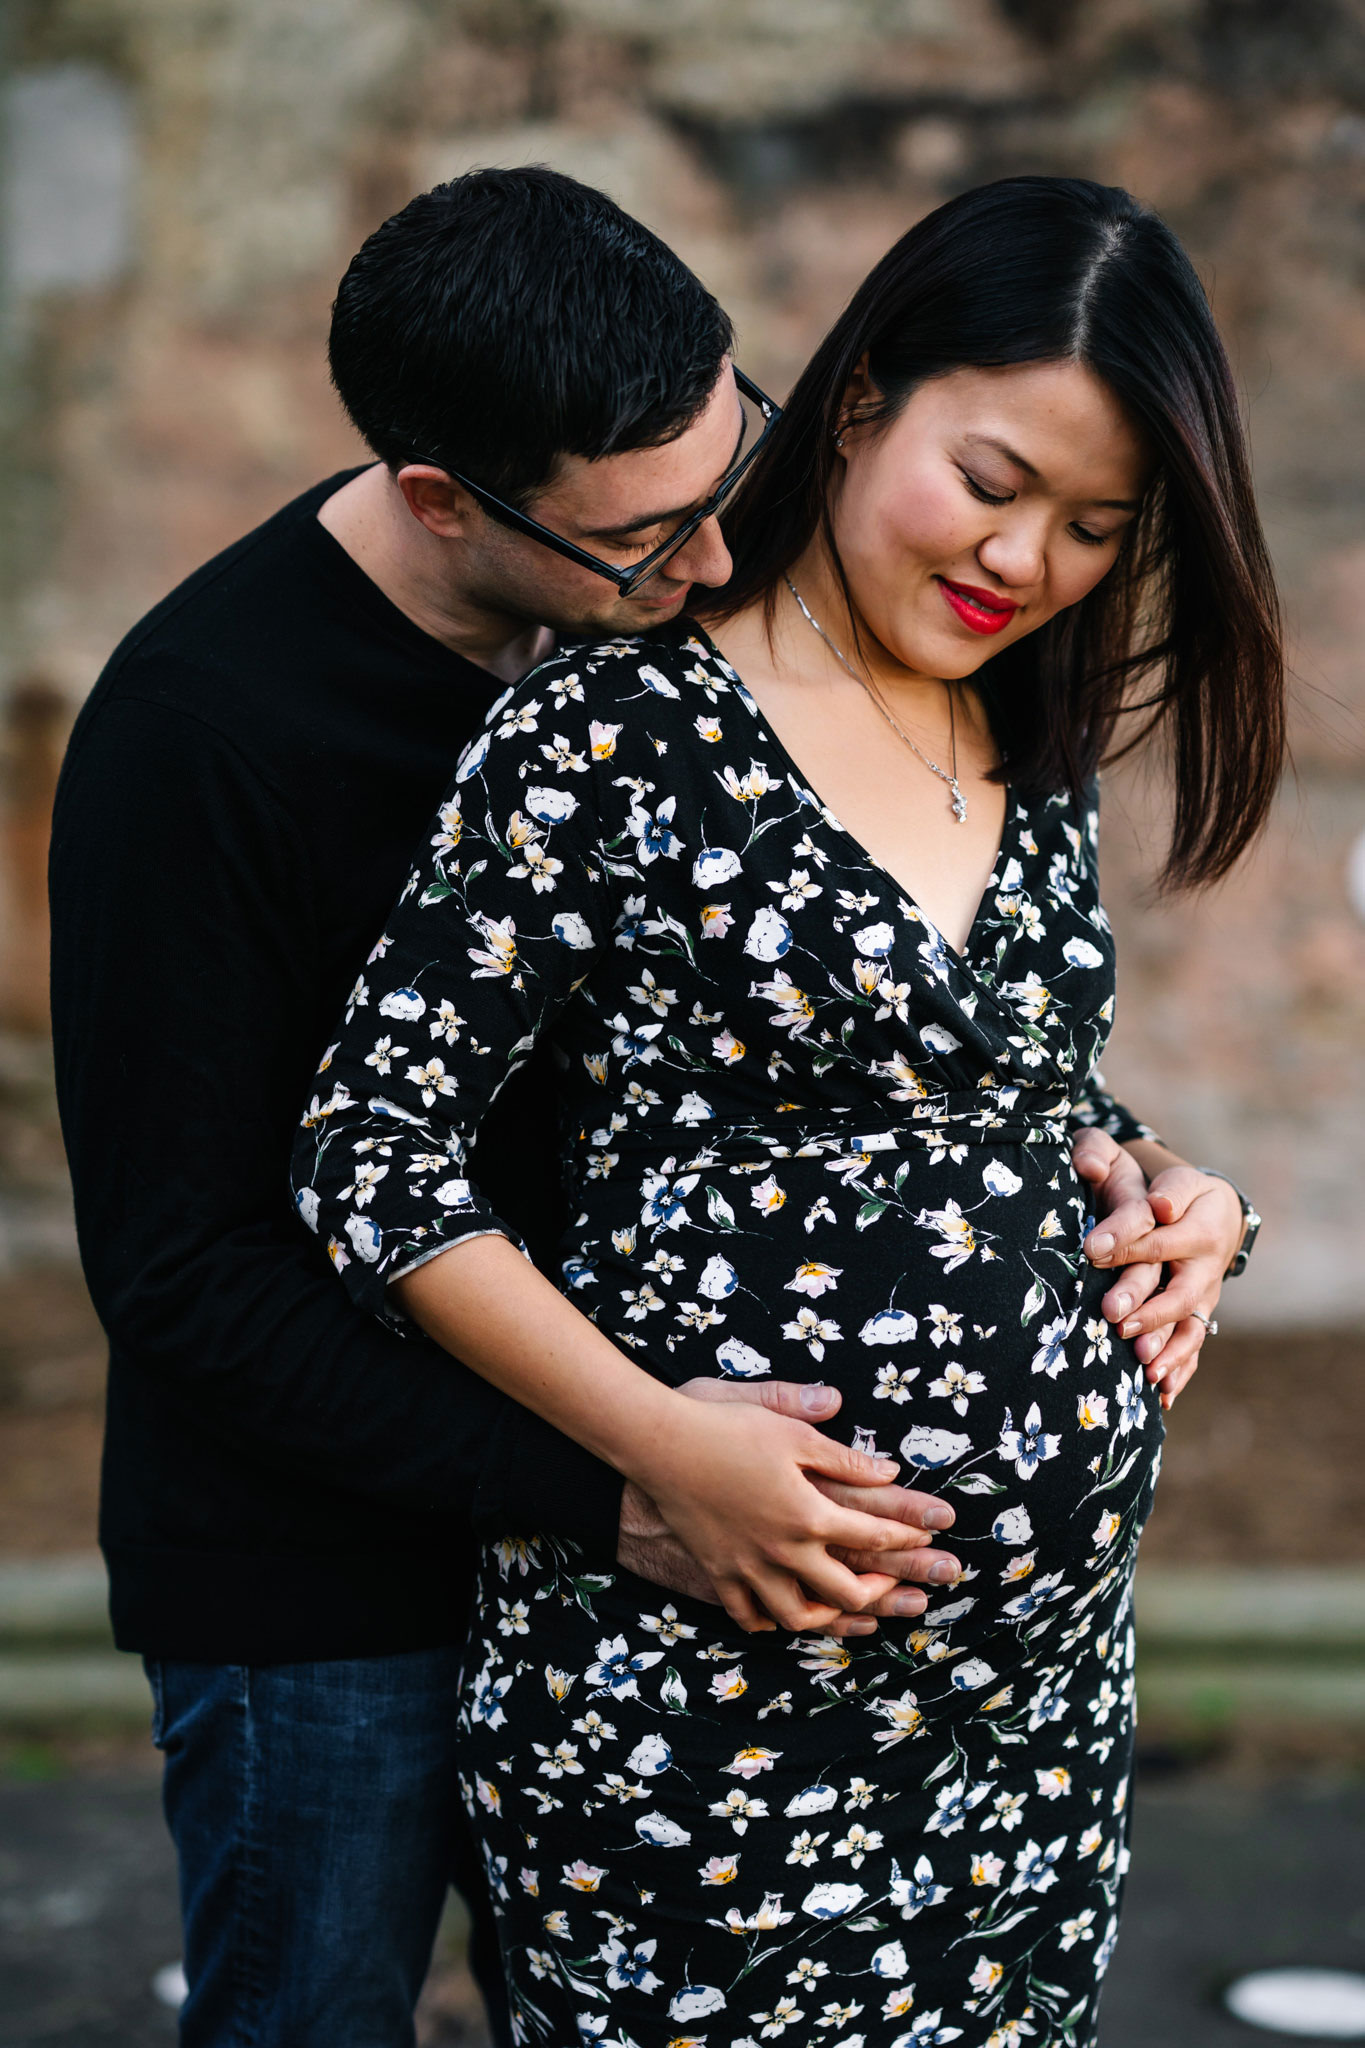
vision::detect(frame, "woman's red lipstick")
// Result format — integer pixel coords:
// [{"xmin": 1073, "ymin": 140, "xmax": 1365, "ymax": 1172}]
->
[{"xmin": 937, "ymin": 578, "xmax": 1019, "ymax": 635}]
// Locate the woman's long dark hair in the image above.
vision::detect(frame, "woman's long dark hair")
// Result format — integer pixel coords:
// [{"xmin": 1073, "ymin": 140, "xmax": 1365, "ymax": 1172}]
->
[{"xmin": 702, "ymin": 177, "xmax": 1285, "ymax": 890}]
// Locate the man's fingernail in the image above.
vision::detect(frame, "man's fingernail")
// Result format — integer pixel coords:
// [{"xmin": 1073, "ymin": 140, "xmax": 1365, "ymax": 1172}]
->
[
  {"xmin": 1089, "ymin": 1232, "xmax": 1114, "ymax": 1260},
  {"xmin": 928, "ymin": 1559, "xmax": 960, "ymax": 1583},
  {"xmin": 922, "ymin": 1506, "xmax": 955, "ymax": 1530},
  {"xmin": 800, "ymin": 1384, "xmax": 833, "ymax": 1412},
  {"xmin": 1112, "ymin": 1293, "xmax": 1132, "ymax": 1319},
  {"xmin": 1121, "ymin": 1318, "xmax": 1141, "ymax": 1339},
  {"xmin": 892, "ymin": 1592, "xmax": 926, "ymax": 1617}
]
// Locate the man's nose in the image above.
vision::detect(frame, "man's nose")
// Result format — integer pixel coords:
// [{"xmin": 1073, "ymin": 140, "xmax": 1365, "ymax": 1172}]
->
[{"xmin": 669, "ymin": 513, "xmax": 732, "ymax": 591}]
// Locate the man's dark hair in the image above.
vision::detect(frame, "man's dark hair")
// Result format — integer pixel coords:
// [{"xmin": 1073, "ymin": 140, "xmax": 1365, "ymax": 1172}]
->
[{"xmin": 328, "ymin": 165, "xmax": 734, "ymax": 506}]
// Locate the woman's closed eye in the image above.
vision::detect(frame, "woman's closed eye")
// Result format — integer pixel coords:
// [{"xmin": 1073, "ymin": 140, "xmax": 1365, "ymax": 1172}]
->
[
  {"xmin": 959, "ymin": 468, "xmax": 1013, "ymax": 508},
  {"xmin": 959, "ymin": 468, "xmax": 1117, "ymax": 548}
]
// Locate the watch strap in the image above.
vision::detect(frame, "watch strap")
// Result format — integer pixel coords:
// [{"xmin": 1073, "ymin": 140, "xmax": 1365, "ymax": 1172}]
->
[{"xmin": 1198, "ymin": 1167, "xmax": 1261, "ymax": 1279}]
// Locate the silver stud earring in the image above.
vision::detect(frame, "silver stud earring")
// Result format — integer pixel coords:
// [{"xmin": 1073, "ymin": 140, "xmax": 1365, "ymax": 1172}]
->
[{"xmin": 834, "ymin": 428, "xmax": 846, "ymax": 450}]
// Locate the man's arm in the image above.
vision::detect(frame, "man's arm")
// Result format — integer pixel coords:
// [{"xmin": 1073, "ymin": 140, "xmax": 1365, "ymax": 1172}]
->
[{"xmin": 49, "ymin": 686, "xmax": 623, "ymax": 1542}]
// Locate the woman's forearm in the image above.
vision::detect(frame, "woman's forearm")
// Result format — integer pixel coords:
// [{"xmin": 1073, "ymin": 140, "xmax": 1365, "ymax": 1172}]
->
[
  {"xmin": 391, "ymin": 1233, "xmax": 913, "ymax": 1633},
  {"xmin": 393, "ymin": 1235, "xmax": 679, "ymax": 1480}
]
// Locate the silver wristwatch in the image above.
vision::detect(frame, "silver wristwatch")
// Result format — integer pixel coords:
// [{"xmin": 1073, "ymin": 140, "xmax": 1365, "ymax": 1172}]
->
[{"xmin": 1198, "ymin": 1168, "xmax": 1261, "ymax": 1278}]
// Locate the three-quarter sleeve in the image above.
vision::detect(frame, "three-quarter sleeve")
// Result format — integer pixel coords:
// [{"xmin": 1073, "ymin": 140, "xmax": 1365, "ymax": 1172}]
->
[{"xmin": 291, "ymin": 665, "xmax": 613, "ymax": 1324}]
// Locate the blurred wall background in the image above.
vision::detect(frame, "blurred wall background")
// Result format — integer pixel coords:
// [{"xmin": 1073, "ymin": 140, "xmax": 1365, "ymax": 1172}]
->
[{"xmin": 1, "ymin": 0, "xmax": 1363, "ymax": 1348}]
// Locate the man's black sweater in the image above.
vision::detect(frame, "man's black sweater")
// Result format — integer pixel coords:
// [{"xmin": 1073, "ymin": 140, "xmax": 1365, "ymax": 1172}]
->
[{"xmin": 49, "ymin": 471, "xmax": 623, "ymax": 1663}]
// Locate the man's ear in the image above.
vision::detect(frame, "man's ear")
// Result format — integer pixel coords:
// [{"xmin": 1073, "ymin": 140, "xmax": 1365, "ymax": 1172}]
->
[{"xmin": 394, "ymin": 464, "xmax": 480, "ymax": 540}]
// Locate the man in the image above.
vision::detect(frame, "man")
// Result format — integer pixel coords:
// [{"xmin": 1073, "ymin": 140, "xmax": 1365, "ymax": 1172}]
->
[{"xmin": 49, "ymin": 168, "xmax": 1169, "ymax": 2045}]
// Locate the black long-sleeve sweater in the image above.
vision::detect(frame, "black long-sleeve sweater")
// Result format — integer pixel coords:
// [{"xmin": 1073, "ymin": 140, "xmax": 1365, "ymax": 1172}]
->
[{"xmin": 49, "ymin": 470, "xmax": 623, "ymax": 1663}]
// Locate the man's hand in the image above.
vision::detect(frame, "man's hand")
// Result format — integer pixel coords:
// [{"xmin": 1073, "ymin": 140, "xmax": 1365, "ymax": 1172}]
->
[
  {"xmin": 1072, "ymin": 1129, "xmax": 1246, "ymax": 1410},
  {"xmin": 616, "ymin": 1378, "xmax": 958, "ymax": 1636}
]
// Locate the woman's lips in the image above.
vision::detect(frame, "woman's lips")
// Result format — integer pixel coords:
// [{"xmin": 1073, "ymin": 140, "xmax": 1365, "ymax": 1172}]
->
[{"xmin": 937, "ymin": 577, "xmax": 1019, "ymax": 636}]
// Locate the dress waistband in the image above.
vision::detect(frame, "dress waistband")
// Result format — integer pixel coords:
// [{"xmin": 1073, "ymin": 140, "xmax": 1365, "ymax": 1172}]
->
[{"xmin": 570, "ymin": 1086, "xmax": 1075, "ymax": 1166}]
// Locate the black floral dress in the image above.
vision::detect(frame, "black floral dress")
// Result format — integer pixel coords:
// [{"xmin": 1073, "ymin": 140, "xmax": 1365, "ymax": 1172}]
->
[{"xmin": 293, "ymin": 621, "xmax": 1164, "ymax": 2048}]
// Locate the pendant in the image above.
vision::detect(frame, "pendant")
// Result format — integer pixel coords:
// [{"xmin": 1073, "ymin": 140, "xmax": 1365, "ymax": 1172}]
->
[{"xmin": 950, "ymin": 780, "xmax": 968, "ymax": 824}]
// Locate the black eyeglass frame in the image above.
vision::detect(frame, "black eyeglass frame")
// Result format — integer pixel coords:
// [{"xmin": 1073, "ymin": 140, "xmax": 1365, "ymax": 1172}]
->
[{"xmin": 410, "ymin": 369, "xmax": 782, "ymax": 597}]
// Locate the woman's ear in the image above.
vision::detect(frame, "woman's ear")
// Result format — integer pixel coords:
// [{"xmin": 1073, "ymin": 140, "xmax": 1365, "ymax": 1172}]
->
[{"xmin": 833, "ymin": 354, "xmax": 880, "ymax": 452}]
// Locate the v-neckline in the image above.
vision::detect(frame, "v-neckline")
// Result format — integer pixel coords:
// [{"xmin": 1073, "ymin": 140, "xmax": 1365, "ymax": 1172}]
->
[{"xmin": 687, "ymin": 621, "xmax": 1015, "ymax": 971}]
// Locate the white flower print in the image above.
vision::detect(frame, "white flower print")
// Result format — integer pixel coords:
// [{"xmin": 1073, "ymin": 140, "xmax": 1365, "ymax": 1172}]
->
[
  {"xmin": 1009, "ymin": 1836, "xmax": 1067, "ymax": 1895},
  {"xmin": 928, "ymin": 1360, "xmax": 986, "ymax": 1414},
  {"xmin": 873, "ymin": 1362, "xmax": 920, "ymax": 1403},
  {"xmin": 771, "ymin": 869, "xmax": 823, "ymax": 911},
  {"xmin": 926, "ymin": 1304, "xmax": 963, "ymax": 1349},
  {"xmin": 364, "ymin": 1034, "xmax": 406, "ymax": 1075},
  {"xmin": 860, "ymin": 1309, "xmax": 918, "ymax": 1344},
  {"xmin": 1030, "ymin": 1313, "xmax": 1076, "ymax": 1379},
  {"xmin": 744, "ymin": 907, "xmax": 795, "ymax": 961},
  {"xmin": 782, "ymin": 1307, "xmax": 842, "ymax": 1360},
  {"xmin": 1116, "ymin": 1364, "xmax": 1148, "ymax": 1435},
  {"xmin": 890, "ymin": 1854, "xmax": 950, "ymax": 1920},
  {"xmin": 785, "ymin": 1260, "xmax": 842, "ymax": 1297},
  {"xmin": 915, "ymin": 1201, "xmax": 978, "ymax": 1271},
  {"xmin": 997, "ymin": 1403, "xmax": 1062, "ymax": 1479},
  {"xmin": 1077, "ymin": 1390, "xmax": 1110, "ymax": 1430},
  {"xmin": 924, "ymin": 1778, "xmax": 991, "ymax": 1836}
]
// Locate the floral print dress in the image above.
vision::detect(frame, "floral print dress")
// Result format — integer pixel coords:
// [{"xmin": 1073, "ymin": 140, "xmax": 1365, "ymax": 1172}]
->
[{"xmin": 293, "ymin": 621, "xmax": 1164, "ymax": 2048}]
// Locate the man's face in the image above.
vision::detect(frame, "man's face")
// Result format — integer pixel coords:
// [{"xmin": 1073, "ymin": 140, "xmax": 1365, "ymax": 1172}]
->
[{"xmin": 404, "ymin": 364, "xmax": 742, "ymax": 638}]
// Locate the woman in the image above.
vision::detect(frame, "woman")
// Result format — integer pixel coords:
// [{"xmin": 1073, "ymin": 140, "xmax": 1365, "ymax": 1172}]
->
[{"xmin": 294, "ymin": 179, "xmax": 1279, "ymax": 2046}]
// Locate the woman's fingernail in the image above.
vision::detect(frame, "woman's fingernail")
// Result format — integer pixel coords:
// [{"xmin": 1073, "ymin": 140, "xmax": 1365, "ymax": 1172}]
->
[
  {"xmin": 1121, "ymin": 1318, "xmax": 1141, "ymax": 1338},
  {"xmin": 922, "ymin": 1506, "xmax": 955, "ymax": 1530},
  {"xmin": 843, "ymin": 1617, "xmax": 878, "ymax": 1635},
  {"xmin": 928, "ymin": 1559, "xmax": 960, "ymax": 1583},
  {"xmin": 1089, "ymin": 1232, "xmax": 1115, "ymax": 1260},
  {"xmin": 1111, "ymin": 1293, "xmax": 1132, "ymax": 1319},
  {"xmin": 801, "ymin": 1384, "xmax": 834, "ymax": 1412},
  {"xmin": 892, "ymin": 1592, "xmax": 926, "ymax": 1617},
  {"xmin": 873, "ymin": 1458, "xmax": 899, "ymax": 1478}
]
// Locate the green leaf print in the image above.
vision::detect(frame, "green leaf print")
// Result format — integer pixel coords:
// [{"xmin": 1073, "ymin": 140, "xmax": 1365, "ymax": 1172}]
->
[{"xmin": 706, "ymin": 1185, "xmax": 737, "ymax": 1229}]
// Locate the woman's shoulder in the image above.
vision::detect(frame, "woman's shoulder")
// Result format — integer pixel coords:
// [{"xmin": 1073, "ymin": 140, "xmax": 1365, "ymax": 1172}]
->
[
  {"xmin": 492, "ymin": 619, "xmax": 737, "ymax": 724},
  {"xmin": 451, "ymin": 619, "xmax": 741, "ymax": 798}
]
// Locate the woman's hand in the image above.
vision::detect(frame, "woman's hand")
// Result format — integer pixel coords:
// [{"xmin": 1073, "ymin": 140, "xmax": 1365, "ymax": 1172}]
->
[
  {"xmin": 617, "ymin": 1377, "xmax": 960, "ymax": 1636},
  {"xmin": 625, "ymin": 1392, "xmax": 953, "ymax": 1635},
  {"xmin": 396, "ymin": 1235, "xmax": 952, "ymax": 1636},
  {"xmin": 1072, "ymin": 1130, "xmax": 1246, "ymax": 1411}
]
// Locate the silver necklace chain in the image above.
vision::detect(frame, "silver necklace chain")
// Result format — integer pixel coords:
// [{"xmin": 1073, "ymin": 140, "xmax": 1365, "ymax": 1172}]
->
[{"xmin": 783, "ymin": 577, "xmax": 968, "ymax": 824}]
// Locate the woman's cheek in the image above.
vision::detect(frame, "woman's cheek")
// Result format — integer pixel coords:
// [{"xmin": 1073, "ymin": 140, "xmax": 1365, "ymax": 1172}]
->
[{"xmin": 874, "ymin": 470, "xmax": 973, "ymax": 570}]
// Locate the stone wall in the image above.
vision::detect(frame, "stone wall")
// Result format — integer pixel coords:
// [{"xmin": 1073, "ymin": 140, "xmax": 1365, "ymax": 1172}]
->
[{"xmin": 2, "ymin": 0, "xmax": 1364, "ymax": 1320}]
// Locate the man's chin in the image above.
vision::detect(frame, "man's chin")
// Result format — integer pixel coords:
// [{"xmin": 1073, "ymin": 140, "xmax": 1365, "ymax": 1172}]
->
[{"xmin": 585, "ymin": 585, "xmax": 692, "ymax": 637}]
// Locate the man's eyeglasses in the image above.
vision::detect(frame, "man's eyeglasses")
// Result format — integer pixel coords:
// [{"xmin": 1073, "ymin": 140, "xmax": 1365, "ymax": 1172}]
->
[{"xmin": 411, "ymin": 369, "xmax": 781, "ymax": 598}]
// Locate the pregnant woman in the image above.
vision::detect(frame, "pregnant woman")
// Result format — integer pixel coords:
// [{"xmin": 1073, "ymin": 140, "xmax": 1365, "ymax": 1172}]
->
[{"xmin": 295, "ymin": 179, "xmax": 1280, "ymax": 2046}]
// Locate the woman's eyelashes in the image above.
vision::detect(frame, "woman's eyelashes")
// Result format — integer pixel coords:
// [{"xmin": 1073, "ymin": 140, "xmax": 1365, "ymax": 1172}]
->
[
  {"xmin": 960, "ymin": 468, "xmax": 1013, "ymax": 508},
  {"xmin": 958, "ymin": 468, "xmax": 1116, "ymax": 549}
]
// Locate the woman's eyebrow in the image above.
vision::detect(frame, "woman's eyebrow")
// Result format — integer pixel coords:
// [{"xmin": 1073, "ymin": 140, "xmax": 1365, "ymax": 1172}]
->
[{"xmin": 962, "ymin": 432, "xmax": 1141, "ymax": 512}]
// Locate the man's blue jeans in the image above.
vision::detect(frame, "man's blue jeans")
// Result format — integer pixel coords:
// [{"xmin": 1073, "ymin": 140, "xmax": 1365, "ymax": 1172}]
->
[{"xmin": 146, "ymin": 1652, "xmax": 510, "ymax": 2048}]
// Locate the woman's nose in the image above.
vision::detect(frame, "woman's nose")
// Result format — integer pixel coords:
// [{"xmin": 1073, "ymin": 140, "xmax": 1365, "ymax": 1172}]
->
[{"xmin": 976, "ymin": 518, "xmax": 1047, "ymax": 594}]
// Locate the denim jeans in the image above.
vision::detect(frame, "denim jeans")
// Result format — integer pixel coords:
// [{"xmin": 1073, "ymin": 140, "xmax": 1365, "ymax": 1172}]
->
[{"xmin": 146, "ymin": 1652, "xmax": 510, "ymax": 2048}]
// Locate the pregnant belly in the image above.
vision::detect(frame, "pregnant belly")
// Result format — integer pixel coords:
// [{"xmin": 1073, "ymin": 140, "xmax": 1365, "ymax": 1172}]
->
[{"xmin": 564, "ymin": 1133, "xmax": 1165, "ymax": 1656}]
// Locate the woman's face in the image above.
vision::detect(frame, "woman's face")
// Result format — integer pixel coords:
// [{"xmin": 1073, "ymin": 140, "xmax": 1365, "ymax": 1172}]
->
[{"xmin": 828, "ymin": 359, "xmax": 1150, "ymax": 678}]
